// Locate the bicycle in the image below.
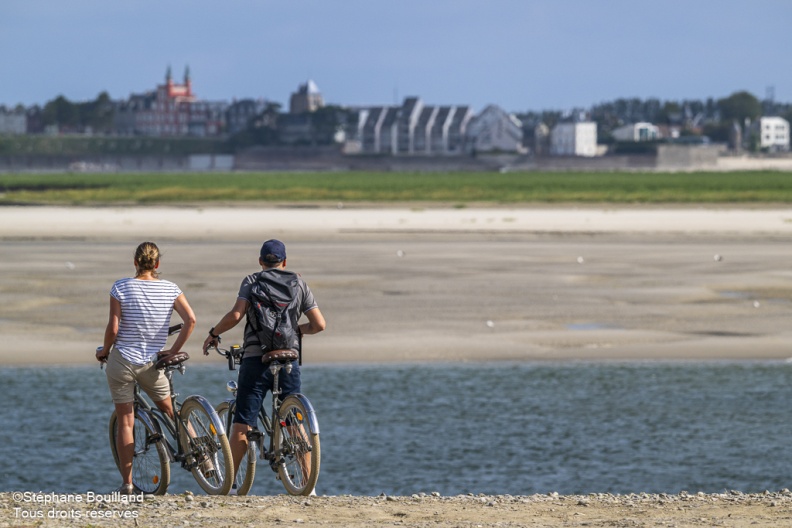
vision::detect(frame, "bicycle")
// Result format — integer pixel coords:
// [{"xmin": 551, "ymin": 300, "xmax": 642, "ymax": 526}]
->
[
  {"xmin": 101, "ymin": 324, "xmax": 234, "ymax": 495},
  {"xmin": 213, "ymin": 344, "xmax": 320, "ymax": 496}
]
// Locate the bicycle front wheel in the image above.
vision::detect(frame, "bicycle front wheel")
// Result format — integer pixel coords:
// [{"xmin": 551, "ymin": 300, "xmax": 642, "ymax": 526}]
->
[
  {"xmin": 215, "ymin": 401, "xmax": 256, "ymax": 495},
  {"xmin": 273, "ymin": 396, "xmax": 320, "ymax": 496},
  {"xmin": 108, "ymin": 410, "xmax": 170, "ymax": 495},
  {"xmin": 179, "ymin": 399, "xmax": 234, "ymax": 495}
]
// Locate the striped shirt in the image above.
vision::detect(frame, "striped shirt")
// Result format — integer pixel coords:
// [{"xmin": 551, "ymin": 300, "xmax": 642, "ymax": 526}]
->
[{"xmin": 110, "ymin": 278, "xmax": 182, "ymax": 365}]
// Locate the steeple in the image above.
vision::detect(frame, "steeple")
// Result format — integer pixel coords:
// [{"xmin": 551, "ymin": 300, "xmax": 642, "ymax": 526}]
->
[
  {"xmin": 184, "ymin": 65, "xmax": 192, "ymax": 96},
  {"xmin": 166, "ymin": 65, "xmax": 172, "ymax": 84}
]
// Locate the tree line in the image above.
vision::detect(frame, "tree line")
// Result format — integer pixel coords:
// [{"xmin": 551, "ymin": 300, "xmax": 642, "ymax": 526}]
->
[
  {"xmin": 516, "ymin": 91, "xmax": 792, "ymax": 143},
  {"xmin": 5, "ymin": 90, "xmax": 790, "ymax": 148}
]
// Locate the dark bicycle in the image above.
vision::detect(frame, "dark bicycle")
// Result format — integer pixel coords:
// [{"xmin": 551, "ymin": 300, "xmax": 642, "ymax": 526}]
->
[
  {"xmin": 102, "ymin": 324, "xmax": 234, "ymax": 495},
  {"xmin": 214, "ymin": 344, "xmax": 320, "ymax": 496}
]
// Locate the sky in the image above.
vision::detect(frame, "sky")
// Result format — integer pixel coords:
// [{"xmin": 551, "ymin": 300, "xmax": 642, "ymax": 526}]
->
[{"xmin": 2, "ymin": 1, "xmax": 791, "ymax": 114}]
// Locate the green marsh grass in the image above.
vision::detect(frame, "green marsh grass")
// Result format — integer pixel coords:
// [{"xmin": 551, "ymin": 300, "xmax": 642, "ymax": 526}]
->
[{"xmin": 0, "ymin": 171, "xmax": 791, "ymax": 204}]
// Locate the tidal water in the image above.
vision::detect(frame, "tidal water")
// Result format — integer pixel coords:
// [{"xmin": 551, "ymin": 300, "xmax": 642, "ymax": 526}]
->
[{"xmin": 2, "ymin": 361, "xmax": 791, "ymax": 496}]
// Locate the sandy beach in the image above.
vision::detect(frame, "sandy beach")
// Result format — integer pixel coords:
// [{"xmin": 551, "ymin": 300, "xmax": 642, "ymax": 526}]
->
[
  {"xmin": 1, "ymin": 204, "xmax": 792, "ymax": 366},
  {"xmin": 3, "ymin": 490, "xmax": 792, "ymax": 528}
]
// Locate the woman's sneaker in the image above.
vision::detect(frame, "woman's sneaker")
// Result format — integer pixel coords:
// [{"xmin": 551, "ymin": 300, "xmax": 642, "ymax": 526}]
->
[{"xmin": 113, "ymin": 483, "xmax": 138, "ymax": 496}]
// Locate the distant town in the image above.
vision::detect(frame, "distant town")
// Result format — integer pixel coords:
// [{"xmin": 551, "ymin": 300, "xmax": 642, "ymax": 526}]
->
[{"xmin": 1, "ymin": 67, "xmax": 790, "ymax": 172}]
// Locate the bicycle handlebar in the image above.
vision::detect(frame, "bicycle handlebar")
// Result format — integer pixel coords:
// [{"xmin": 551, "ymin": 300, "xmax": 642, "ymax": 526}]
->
[{"xmin": 213, "ymin": 344, "xmax": 243, "ymax": 371}]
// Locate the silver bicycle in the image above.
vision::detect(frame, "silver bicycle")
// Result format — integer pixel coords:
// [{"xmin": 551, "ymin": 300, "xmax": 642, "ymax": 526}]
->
[
  {"xmin": 214, "ymin": 344, "xmax": 320, "ymax": 496},
  {"xmin": 103, "ymin": 324, "xmax": 234, "ymax": 495}
]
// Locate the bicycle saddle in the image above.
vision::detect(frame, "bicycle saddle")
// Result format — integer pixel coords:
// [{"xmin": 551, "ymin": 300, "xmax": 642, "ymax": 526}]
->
[
  {"xmin": 261, "ymin": 349, "xmax": 298, "ymax": 364},
  {"xmin": 155, "ymin": 351, "xmax": 190, "ymax": 369}
]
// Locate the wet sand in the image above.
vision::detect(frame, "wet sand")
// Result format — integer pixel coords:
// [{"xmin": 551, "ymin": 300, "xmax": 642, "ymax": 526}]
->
[{"xmin": 1, "ymin": 205, "xmax": 791, "ymax": 366}]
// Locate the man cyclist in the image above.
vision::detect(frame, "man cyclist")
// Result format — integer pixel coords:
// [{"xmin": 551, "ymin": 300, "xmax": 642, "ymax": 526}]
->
[{"xmin": 202, "ymin": 239, "xmax": 325, "ymax": 490}]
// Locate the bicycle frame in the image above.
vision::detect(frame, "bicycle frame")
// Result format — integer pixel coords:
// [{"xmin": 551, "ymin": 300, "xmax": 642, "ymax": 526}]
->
[{"xmin": 133, "ymin": 366, "xmax": 226, "ymax": 470}]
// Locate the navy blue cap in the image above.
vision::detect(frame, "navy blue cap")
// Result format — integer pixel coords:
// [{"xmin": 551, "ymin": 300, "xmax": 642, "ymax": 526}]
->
[{"xmin": 260, "ymin": 239, "xmax": 287, "ymax": 263}]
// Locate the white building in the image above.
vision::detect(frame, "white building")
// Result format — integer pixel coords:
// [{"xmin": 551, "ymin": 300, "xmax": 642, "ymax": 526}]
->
[
  {"xmin": 356, "ymin": 97, "xmax": 471, "ymax": 155},
  {"xmin": 612, "ymin": 122, "xmax": 659, "ymax": 142},
  {"xmin": 289, "ymin": 80, "xmax": 324, "ymax": 114},
  {"xmin": 465, "ymin": 105, "xmax": 525, "ymax": 154},
  {"xmin": 550, "ymin": 122, "xmax": 598, "ymax": 156},
  {"xmin": 757, "ymin": 117, "xmax": 789, "ymax": 152},
  {"xmin": 0, "ymin": 108, "xmax": 26, "ymax": 134}
]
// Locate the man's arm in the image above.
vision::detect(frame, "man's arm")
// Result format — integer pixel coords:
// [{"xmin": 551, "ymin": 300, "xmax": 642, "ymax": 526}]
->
[
  {"xmin": 202, "ymin": 298, "xmax": 249, "ymax": 354},
  {"xmin": 298, "ymin": 307, "xmax": 326, "ymax": 336}
]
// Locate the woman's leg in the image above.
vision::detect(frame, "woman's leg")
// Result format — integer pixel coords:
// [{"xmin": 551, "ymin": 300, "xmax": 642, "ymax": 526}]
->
[
  {"xmin": 153, "ymin": 397, "xmax": 174, "ymax": 421},
  {"xmin": 114, "ymin": 402, "xmax": 135, "ymax": 485}
]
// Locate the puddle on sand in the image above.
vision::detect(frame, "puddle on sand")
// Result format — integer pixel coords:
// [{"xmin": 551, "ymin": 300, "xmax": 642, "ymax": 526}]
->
[{"xmin": 566, "ymin": 322, "xmax": 622, "ymax": 331}]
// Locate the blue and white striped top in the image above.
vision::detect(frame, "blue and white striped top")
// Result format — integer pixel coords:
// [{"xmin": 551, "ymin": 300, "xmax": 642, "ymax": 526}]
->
[{"xmin": 110, "ymin": 278, "xmax": 183, "ymax": 365}]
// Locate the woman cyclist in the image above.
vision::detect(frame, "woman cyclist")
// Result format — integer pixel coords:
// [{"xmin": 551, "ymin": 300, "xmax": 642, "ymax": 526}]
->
[{"xmin": 95, "ymin": 241, "xmax": 196, "ymax": 495}]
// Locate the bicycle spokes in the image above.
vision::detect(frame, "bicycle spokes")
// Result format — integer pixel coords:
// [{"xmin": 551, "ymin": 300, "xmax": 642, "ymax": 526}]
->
[
  {"xmin": 179, "ymin": 398, "xmax": 233, "ymax": 495},
  {"xmin": 276, "ymin": 402, "xmax": 318, "ymax": 493}
]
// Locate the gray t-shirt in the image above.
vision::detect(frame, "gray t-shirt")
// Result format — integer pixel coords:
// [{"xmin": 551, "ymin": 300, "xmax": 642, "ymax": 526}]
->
[{"xmin": 237, "ymin": 269, "xmax": 318, "ymax": 357}]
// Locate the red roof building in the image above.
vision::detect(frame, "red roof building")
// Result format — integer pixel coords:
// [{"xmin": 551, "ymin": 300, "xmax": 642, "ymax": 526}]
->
[{"xmin": 115, "ymin": 66, "xmax": 226, "ymax": 137}]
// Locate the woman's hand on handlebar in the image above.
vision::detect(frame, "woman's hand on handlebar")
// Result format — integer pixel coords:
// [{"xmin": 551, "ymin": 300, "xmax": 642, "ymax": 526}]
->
[{"xmin": 95, "ymin": 347, "xmax": 109, "ymax": 363}]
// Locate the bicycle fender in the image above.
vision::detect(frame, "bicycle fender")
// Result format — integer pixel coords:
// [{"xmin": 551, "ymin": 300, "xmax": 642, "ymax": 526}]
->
[
  {"xmin": 284, "ymin": 393, "xmax": 320, "ymax": 434},
  {"xmin": 135, "ymin": 408, "xmax": 164, "ymax": 437},
  {"xmin": 182, "ymin": 394, "xmax": 227, "ymax": 436},
  {"xmin": 134, "ymin": 409, "xmax": 177, "ymax": 462}
]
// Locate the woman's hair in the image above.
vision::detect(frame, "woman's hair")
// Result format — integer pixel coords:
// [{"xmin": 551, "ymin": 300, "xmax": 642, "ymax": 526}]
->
[{"xmin": 134, "ymin": 241, "xmax": 160, "ymax": 278}]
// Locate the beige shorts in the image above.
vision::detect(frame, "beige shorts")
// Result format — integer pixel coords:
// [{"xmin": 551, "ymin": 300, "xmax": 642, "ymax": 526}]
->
[{"xmin": 105, "ymin": 349, "xmax": 170, "ymax": 404}]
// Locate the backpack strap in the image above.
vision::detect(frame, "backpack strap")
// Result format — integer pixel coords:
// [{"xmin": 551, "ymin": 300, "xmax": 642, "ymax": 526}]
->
[{"xmin": 298, "ymin": 330, "xmax": 302, "ymax": 366}]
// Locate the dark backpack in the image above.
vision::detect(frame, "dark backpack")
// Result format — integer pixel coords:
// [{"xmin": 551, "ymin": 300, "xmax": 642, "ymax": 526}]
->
[{"xmin": 248, "ymin": 270, "xmax": 301, "ymax": 355}]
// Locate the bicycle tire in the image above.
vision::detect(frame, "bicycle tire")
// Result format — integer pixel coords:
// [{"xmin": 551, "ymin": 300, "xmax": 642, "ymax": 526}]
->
[
  {"xmin": 273, "ymin": 395, "xmax": 320, "ymax": 496},
  {"xmin": 178, "ymin": 399, "xmax": 234, "ymax": 495},
  {"xmin": 108, "ymin": 410, "xmax": 170, "ymax": 495},
  {"xmin": 215, "ymin": 401, "xmax": 256, "ymax": 495}
]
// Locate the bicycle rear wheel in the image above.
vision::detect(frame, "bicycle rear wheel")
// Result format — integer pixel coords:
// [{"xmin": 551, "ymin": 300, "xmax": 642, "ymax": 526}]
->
[
  {"xmin": 215, "ymin": 401, "xmax": 256, "ymax": 495},
  {"xmin": 108, "ymin": 410, "xmax": 170, "ymax": 495},
  {"xmin": 179, "ymin": 399, "xmax": 234, "ymax": 495},
  {"xmin": 273, "ymin": 396, "xmax": 320, "ymax": 496}
]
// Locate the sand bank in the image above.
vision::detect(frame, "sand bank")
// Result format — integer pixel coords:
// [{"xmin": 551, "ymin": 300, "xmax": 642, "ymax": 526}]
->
[
  {"xmin": 1, "ymin": 205, "xmax": 791, "ymax": 366},
  {"xmin": 1, "ymin": 205, "xmax": 792, "ymax": 239}
]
